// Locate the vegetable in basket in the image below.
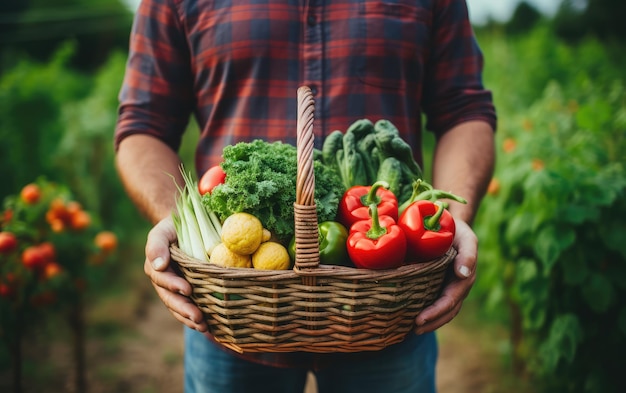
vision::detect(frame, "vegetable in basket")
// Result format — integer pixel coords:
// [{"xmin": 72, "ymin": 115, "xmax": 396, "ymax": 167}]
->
[
  {"xmin": 395, "ymin": 179, "xmax": 468, "ymax": 261},
  {"xmin": 337, "ymin": 181, "xmax": 398, "ymax": 228},
  {"xmin": 204, "ymin": 140, "xmax": 344, "ymax": 241},
  {"xmin": 322, "ymin": 119, "xmax": 423, "ymax": 204},
  {"xmin": 172, "ymin": 168, "xmax": 223, "ymax": 262},
  {"xmin": 346, "ymin": 203, "xmax": 406, "ymax": 270},
  {"xmin": 198, "ymin": 165, "xmax": 226, "ymax": 195},
  {"xmin": 288, "ymin": 221, "xmax": 352, "ymax": 267},
  {"xmin": 398, "ymin": 200, "xmax": 456, "ymax": 262}
]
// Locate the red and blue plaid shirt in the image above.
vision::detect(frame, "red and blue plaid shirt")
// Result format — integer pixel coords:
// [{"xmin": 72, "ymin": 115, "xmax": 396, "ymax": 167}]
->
[
  {"xmin": 115, "ymin": 0, "xmax": 496, "ymax": 368},
  {"xmin": 115, "ymin": 0, "xmax": 496, "ymax": 174}
]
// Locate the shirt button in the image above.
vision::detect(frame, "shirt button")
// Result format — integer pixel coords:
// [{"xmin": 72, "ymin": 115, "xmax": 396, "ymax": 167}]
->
[
  {"xmin": 307, "ymin": 14, "xmax": 316, "ymax": 26},
  {"xmin": 310, "ymin": 85, "xmax": 318, "ymax": 96}
]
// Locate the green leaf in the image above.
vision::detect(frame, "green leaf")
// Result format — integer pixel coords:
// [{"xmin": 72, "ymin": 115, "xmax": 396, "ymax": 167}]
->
[
  {"xmin": 516, "ymin": 257, "xmax": 539, "ymax": 284},
  {"xmin": 576, "ymin": 100, "xmax": 613, "ymax": 131},
  {"xmin": 516, "ymin": 259, "xmax": 548, "ymax": 330},
  {"xmin": 559, "ymin": 203, "xmax": 599, "ymax": 224},
  {"xmin": 505, "ymin": 212, "xmax": 535, "ymax": 244},
  {"xmin": 533, "ymin": 225, "xmax": 576, "ymax": 270},
  {"xmin": 581, "ymin": 273, "xmax": 615, "ymax": 313},
  {"xmin": 538, "ymin": 314, "xmax": 583, "ymax": 373}
]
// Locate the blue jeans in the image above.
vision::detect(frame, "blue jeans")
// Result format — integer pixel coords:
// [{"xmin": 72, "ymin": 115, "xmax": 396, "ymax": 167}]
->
[{"xmin": 184, "ymin": 327, "xmax": 438, "ymax": 393}]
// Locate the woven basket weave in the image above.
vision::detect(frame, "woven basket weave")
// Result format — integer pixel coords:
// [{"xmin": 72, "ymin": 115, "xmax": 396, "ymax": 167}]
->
[{"xmin": 170, "ymin": 86, "xmax": 455, "ymax": 354}]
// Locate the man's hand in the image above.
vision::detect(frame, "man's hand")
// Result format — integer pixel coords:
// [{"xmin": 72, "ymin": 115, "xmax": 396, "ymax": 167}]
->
[
  {"xmin": 414, "ymin": 218, "xmax": 477, "ymax": 335},
  {"xmin": 145, "ymin": 216, "xmax": 208, "ymax": 332}
]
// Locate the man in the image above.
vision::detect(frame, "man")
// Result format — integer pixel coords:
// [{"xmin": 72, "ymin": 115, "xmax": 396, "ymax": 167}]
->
[{"xmin": 115, "ymin": 0, "xmax": 496, "ymax": 392}]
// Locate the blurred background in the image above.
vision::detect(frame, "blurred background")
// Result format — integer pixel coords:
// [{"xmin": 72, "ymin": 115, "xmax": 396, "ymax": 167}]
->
[{"xmin": 1, "ymin": 0, "xmax": 625, "ymax": 392}]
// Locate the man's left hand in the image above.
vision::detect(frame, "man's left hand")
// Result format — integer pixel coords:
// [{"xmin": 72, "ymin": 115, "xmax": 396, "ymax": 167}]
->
[{"xmin": 414, "ymin": 218, "xmax": 477, "ymax": 335}]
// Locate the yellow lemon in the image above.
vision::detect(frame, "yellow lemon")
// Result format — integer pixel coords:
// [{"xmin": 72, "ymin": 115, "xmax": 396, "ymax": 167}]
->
[
  {"xmin": 221, "ymin": 212, "xmax": 263, "ymax": 255},
  {"xmin": 210, "ymin": 242, "xmax": 251, "ymax": 268},
  {"xmin": 252, "ymin": 241, "xmax": 291, "ymax": 270}
]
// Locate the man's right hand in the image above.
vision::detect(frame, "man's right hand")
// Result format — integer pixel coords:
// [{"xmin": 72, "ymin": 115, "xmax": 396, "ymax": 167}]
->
[{"xmin": 144, "ymin": 216, "xmax": 208, "ymax": 332}]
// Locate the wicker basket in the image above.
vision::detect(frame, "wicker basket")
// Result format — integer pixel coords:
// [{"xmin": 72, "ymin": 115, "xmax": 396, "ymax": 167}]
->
[{"xmin": 170, "ymin": 86, "xmax": 455, "ymax": 354}]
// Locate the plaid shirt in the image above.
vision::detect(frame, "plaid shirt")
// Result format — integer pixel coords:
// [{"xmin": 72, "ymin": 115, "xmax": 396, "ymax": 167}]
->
[{"xmin": 115, "ymin": 0, "xmax": 496, "ymax": 369}]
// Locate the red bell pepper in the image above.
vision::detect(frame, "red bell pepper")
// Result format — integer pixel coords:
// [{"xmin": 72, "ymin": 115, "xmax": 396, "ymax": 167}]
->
[
  {"xmin": 346, "ymin": 204, "xmax": 406, "ymax": 270},
  {"xmin": 398, "ymin": 200, "xmax": 455, "ymax": 262},
  {"xmin": 338, "ymin": 181, "xmax": 398, "ymax": 228},
  {"xmin": 349, "ymin": 214, "xmax": 397, "ymax": 235}
]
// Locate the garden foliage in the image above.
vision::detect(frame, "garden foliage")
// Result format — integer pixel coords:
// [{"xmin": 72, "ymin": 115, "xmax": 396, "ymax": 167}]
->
[{"xmin": 473, "ymin": 24, "xmax": 626, "ymax": 392}]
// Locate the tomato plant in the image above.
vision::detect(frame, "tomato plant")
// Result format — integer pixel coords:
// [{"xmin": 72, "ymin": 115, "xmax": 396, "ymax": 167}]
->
[
  {"xmin": 1, "ymin": 179, "xmax": 118, "ymax": 324},
  {"xmin": 473, "ymin": 81, "xmax": 626, "ymax": 392}
]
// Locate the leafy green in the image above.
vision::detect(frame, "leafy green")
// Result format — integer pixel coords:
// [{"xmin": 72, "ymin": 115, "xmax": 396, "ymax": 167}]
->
[{"xmin": 204, "ymin": 140, "xmax": 344, "ymax": 240}]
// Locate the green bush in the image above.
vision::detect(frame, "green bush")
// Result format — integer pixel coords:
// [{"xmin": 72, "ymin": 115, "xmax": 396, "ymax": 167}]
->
[
  {"xmin": 0, "ymin": 42, "xmax": 148, "ymax": 238},
  {"xmin": 473, "ymin": 27, "xmax": 626, "ymax": 392}
]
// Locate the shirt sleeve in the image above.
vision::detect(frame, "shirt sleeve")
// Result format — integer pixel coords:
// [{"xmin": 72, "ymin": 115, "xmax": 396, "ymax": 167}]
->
[
  {"xmin": 114, "ymin": 0, "xmax": 194, "ymax": 151},
  {"xmin": 422, "ymin": 0, "xmax": 497, "ymax": 136}
]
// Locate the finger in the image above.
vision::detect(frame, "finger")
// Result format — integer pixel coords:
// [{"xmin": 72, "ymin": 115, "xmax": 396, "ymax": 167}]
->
[
  {"xmin": 414, "ymin": 298, "xmax": 464, "ymax": 335},
  {"xmin": 144, "ymin": 258, "xmax": 192, "ymax": 296},
  {"xmin": 414, "ymin": 275, "xmax": 475, "ymax": 333},
  {"xmin": 153, "ymin": 283, "xmax": 208, "ymax": 332}
]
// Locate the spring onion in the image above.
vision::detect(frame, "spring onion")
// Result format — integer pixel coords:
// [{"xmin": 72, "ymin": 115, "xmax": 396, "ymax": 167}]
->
[{"xmin": 172, "ymin": 166, "xmax": 222, "ymax": 261}]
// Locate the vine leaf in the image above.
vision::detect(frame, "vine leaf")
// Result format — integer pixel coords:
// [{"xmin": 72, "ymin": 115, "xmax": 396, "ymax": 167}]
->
[
  {"xmin": 534, "ymin": 225, "xmax": 575, "ymax": 270},
  {"xmin": 538, "ymin": 314, "xmax": 583, "ymax": 373}
]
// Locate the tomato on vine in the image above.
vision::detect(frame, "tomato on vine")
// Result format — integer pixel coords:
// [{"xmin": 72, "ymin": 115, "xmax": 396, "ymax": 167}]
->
[
  {"xmin": 21, "ymin": 246, "xmax": 47, "ymax": 270},
  {"xmin": 20, "ymin": 183, "xmax": 41, "ymax": 204},
  {"xmin": 0, "ymin": 231, "xmax": 18, "ymax": 254},
  {"xmin": 94, "ymin": 231, "xmax": 118, "ymax": 254}
]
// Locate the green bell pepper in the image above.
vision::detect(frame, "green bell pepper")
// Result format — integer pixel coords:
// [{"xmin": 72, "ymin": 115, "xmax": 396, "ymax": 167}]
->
[{"xmin": 289, "ymin": 221, "xmax": 353, "ymax": 267}]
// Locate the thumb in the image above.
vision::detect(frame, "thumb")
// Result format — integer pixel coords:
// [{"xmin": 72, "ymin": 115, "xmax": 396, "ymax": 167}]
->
[
  {"xmin": 146, "ymin": 216, "xmax": 177, "ymax": 272},
  {"xmin": 451, "ymin": 218, "xmax": 478, "ymax": 279}
]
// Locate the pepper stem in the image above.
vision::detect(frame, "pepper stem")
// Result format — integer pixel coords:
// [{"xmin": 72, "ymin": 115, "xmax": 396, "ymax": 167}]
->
[
  {"xmin": 366, "ymin": 203, "xmax": 388, "ymax": 240},
  {"xmin": 360, "ymin": 181, "xmax": 390, "ymax": 207},
  {"xmin": 398, "ymin": 185, "xmax": 467, "ymax": 215},
  {"xmin": 424, "ymin": 201, "xmax": 446, "ymax": 231}
]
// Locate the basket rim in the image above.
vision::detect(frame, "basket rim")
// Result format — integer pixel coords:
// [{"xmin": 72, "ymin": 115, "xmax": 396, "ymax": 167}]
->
[{"xmin": 170, "ymin": 244, "xmax": 456, "ymax": 280}]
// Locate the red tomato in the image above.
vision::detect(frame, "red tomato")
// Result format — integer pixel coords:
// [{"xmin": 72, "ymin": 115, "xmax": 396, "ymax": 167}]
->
[
  {"xmin": 94, "ymin": 231, "xmax": 118, "ymax": 254},
  {"xmin": 43, "ymin": 262, "xmax": 62, "ymax": 280},
  {"xmin": 38, "ymin": 242, "xmax": 56, "ymax": 262},
  {"xmin": 0, "ymin": 231, "xmax": 18, "ymax": 254},
  {"xmin": 70, "ymin": 210, "xmax": 91, "ymax": 231},
  {"xmin": 20, "ymin": 183, "xmax": 41, "ymax": 204},
  {"xmin": 21, "ymin": 246, "xmax": 46, "ymax": 270},
  {"xmin": 198, "ymin": 165, "xmax": 226, "ymax": 195}
]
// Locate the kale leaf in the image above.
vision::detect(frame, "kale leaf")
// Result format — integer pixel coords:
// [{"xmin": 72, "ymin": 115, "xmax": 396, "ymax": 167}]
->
[{"xmin": 204, "ymin": 140, "xmax": 344, "ymax": 241}]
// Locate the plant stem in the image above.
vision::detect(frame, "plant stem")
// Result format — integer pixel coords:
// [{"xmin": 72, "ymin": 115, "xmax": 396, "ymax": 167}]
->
[{"xmin": 70, "ymin": 297, "xmax": 87, "ymax": 393}]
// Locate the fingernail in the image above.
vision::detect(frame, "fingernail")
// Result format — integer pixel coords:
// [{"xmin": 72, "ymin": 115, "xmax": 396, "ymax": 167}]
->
[
  {"xmin": 152, "ymin": 257, "xmax": 165, "ymax": 270},
  {"xmin": 459, "ymin": 265, "xmax": 471, "ymax": 278}
]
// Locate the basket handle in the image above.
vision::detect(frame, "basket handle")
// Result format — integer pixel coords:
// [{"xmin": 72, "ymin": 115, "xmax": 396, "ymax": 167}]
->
[{"xmin": 293, "ymin": 86, "xmax": 320, "ymax": 270}]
